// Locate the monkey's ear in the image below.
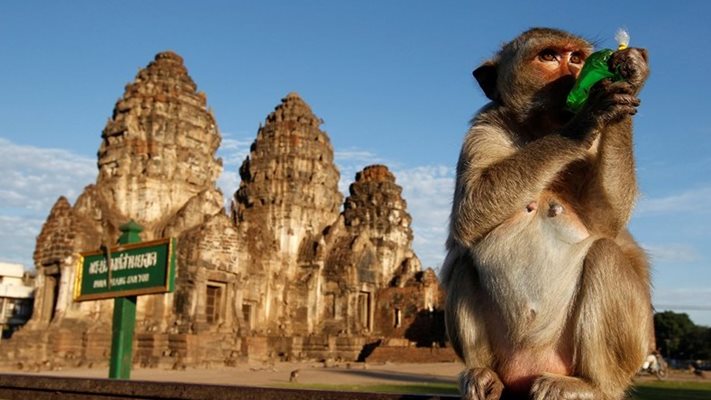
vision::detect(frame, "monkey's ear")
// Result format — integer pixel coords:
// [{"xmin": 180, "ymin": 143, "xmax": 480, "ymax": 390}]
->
[{"xmin": 473, "ymin": 61, "xmax": 499, "ymax": 101}]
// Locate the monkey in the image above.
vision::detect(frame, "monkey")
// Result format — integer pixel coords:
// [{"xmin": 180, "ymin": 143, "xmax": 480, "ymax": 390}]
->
[
  {"xmin": 289, "ymin": 368, "xmax": 300, "ymax": 383},
  {"xmin": 440, "ymin": 28, "xmax": 652, "ymax": 400}
]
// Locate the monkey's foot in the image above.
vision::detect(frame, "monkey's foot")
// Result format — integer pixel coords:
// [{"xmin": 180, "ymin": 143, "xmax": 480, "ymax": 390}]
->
[
  {"xmin": 459, "ymin": 367, "xmax": 504, "ymax": 400},
  {"xmin": 530, "ymin": 374, "xmax": 599, "ymax": 400}
]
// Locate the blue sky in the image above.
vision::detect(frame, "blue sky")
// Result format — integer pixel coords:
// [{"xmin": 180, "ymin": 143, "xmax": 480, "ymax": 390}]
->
[{"xmin": 1, "ymin": 1, "xmax": 710, "ymax": 326}]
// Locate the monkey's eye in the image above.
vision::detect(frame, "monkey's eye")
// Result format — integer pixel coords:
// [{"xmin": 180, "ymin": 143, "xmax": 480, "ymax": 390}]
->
[
  {"xmin": 538, "ymin": 49, "xmax": 559, "ymax": 62},
  {"xmin": 570, "ymin": 52, "xmax": 584, "ymax": 64}
]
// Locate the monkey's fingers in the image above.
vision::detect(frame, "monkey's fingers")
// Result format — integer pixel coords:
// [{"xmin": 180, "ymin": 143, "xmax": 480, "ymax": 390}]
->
[
  {"xmin": 600, "ymin": 104, "xmax": 638, "ymax": 122},
  {"xmin": 587, "ymin": 80, "xmax": 633, "ymax": 109},
  {"xmin": 610, "ymin": 93, "xmax": 641, "ymax": 108},
  {"xmin": 591, "ymin": 92, "xmax": 639, "ymax": 124},
  {"xmin": 531, "ymin": 374, "xmax": 599, "ymax": 400},
  {"xmin": 606, "ymin": 81, "xmax": 636, "ymax": 95},
  {"xmin": 610, "ymin": 48, "xmax": 650, "ymax": 87},
  {"xmin": 460, "ymin": 367, "xmax": 504, "ymax": 400}
]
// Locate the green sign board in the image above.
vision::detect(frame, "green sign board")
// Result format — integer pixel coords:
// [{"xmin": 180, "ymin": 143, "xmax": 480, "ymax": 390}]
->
[{"xmin": 74, "ymin": 238, "xmax": 176, "ymax": 301}]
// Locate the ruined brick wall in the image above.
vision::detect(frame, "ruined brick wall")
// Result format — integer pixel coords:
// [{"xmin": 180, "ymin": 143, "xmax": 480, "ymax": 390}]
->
[{"xmin": 373, "ymin": 269, "xmax": 446, "ymax": 346}]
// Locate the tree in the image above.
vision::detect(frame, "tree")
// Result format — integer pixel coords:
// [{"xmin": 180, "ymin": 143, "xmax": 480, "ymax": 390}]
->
[
  {"xmin": 654, "ymin": 311, "xmax": 711, "ymax": 360},
  {"xmin": 654, "ymin": 311, "xmax": 695, "ymax": 358}
]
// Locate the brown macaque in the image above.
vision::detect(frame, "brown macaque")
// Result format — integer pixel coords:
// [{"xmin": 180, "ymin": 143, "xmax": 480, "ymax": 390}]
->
[{"xmin": 441, "ymin": 28, "xmax": 652, "ymax": 400}]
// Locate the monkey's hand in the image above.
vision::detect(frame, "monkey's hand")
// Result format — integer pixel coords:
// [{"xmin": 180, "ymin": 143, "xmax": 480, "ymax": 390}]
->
[
  {"xmin": 564, "ymin": 79, "xmax": 640, "ymax": 148},
  {"xmin": 609, "ymin": 47, "xmax": 649, "ymax": 92},
  {"xmin": 460, "ymin": 368, "xmax": 504, "ymax": 400}
]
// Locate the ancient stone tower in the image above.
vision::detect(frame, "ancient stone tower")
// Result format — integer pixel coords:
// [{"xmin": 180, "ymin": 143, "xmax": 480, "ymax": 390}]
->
[
  {"xmin": 230, "ymin": 93, "xmax": 343, "ymax": 337},
  {"xmin": 344, "ymin": 165, "xmax": 416, "ymax": 280},
  {"xmin": 1, "ymin": 51, "xmax": 242, "ymax": 368},
  {"xmin": 98, "ymin": 51, "xmax": 224, "ymax": 235},
  {"xmin": 233, "ymin": 92, "xmax": 342, "ymax": 266}
]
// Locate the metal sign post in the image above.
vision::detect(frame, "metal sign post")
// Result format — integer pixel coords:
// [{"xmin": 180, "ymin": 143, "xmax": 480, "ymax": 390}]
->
[
  {"xmin": 109, "ymin": 221, "xmax": 140, "ymax": 380},
  {"xmin": 74, "ymin": 220, "xmax": 176, "ymax": 380},
  {"xmin": 110, "ymin": 294, "xmax": 136, "ymax": 379}
]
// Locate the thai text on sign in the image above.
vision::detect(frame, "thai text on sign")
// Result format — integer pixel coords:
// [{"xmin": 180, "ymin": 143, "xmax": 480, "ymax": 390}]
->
[{"xmin": 74, "ymin": 238, "xmax": 176, "ymax": 301}]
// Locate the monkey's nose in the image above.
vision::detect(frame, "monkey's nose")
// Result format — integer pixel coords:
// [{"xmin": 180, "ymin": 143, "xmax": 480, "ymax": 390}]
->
[{"xmin": 548, "ymin": 202, "xmax": 564, "ymax": 217}]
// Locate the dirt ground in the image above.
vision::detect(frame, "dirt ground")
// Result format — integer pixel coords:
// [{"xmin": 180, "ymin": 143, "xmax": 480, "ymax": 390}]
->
[{"xmin": 2, "ymin": 361, "xmax": 464, "ymax": 387}]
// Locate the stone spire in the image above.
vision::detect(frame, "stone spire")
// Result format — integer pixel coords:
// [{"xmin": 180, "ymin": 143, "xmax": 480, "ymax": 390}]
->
[
  {"xmin": 33, "ymin": 196, "xmax": 74, "ymax": 268},
  {"xmin": 233, "ymin": 92, "xmax": 342, "ymax": 260},
  {"xmin": 96, "ymin": 51, "xmax": 223, "ymax": 228},
  {"xmin": 343, "ymin": 164, "xmax": 416, "ymax": 278},
  {"xmin": 344, "ymin": 165, "xmax": 413, "ymax": 240}
]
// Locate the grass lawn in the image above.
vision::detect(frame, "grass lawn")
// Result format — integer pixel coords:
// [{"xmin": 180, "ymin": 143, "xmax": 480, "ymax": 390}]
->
[
  {"xmin": 277, "ymin": 380, "xmax": 711, "ymax": 399},
  {"xmin": 629, "ymin": 380, "xmax": 711, "ymax": 400}
]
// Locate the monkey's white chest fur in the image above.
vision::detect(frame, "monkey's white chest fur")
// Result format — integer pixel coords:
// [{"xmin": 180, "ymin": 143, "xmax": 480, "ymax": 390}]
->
[{"xmin": 472, "ymin": 194, "xmax": 595, "ymax": 347}]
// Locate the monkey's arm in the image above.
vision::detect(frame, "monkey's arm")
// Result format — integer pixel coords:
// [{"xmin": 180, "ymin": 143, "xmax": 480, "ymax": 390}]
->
[
  {"xmin": 583, "ymin": 119, "xmax": 637, "ymax": 236},
  {"xmin": 577, "ymin": 49, "xmax": 649, "ymax": 236},
  {"xmin": 450, "ymin": 123, "xmax": 584, "ymax": 246}
]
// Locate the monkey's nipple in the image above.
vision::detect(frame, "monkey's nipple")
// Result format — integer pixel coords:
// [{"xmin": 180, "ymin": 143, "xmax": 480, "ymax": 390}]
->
[
  {"xmin": 548, "ymin": 202, "xmax": 564, "ymax": 217},
  {"xmin": 526, "ymin": 201, "xmax": 538, "ymax": 213}
]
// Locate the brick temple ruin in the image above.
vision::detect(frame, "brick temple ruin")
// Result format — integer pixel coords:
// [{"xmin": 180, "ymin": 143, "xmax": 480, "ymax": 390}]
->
[{"xmin": 0, "ymin": 51, "xmax": 449, "ymax": 370}]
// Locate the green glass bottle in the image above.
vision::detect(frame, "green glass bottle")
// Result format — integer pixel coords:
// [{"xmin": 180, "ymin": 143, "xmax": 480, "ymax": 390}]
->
[
  {"xmin": 566, "ymin": 29, "xmax": 630, "ymax": 113},
  {"xmin": 566, "ymin": 49, "xmax": 621, "ymax": 113}
]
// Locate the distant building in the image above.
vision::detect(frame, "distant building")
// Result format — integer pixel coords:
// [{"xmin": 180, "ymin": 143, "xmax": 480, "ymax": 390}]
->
[{"xmin": 0, "ymin": 263, "xmax": 34, "ymax": 341}]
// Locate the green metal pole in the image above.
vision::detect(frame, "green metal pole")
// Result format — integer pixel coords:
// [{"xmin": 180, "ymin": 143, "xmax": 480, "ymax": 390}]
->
[{"xmin": 108, "ymin": 220, "xmax": 143, "ymax": 380}]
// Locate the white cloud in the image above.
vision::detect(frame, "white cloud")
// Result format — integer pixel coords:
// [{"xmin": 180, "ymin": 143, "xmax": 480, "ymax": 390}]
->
[
  {"xmin": 334, "ymin": 148, "xmax": 389, "ymax": 195},
  {"xmin": 653, "ymin": 287, "xmax": 711, "ymax": 305},
  {"xmin": 0, "ymin": 138, "xmax": 96, "ymax": 268},
  {"xmin": 393, "ymin": 165, "xmax": 455, "ymax": 269},
  {"xmin": 0, "ymin": 138, "xmax": 96, "ymax": 213},
  {"xmin": 219, "ymin": 136, "xmax": 252, "ymax": 167},
  {"xmin": 0, "ymin": 215, "xmax": 45, "ymax": 268},
  {"xmin": 215, "ymin": 133, "xmax": 253, "ymax": 209},
  {"xmin": 643, "ymin": 243, "xmax": 700, "ymax": 263},
  {"xmin": 653, "ymin": 288, "xmax": 711, "ymax": 326},
  {"xmin": 334, "ymin": 149, "xmax": 383, "ymax": 164},
  {"xmin": 637, "ymin": 186, "xmax": 711, "ymax": 215}
]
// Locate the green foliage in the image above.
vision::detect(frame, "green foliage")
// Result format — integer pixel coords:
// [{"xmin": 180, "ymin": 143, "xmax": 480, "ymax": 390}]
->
[{"xmin": 654, "ymin": 311, "xmax": 711, "ymax": 359}]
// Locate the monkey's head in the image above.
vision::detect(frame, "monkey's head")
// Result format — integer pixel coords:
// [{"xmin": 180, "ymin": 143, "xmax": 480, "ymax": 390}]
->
[{"xmin": 474, "ymin": 28, "xmax": 593, "ymax": 125}]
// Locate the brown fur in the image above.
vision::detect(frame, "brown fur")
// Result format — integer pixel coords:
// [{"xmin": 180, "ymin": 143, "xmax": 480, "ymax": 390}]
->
[{"xmin": 441, "ymin": 28, "xmax": 652, "ymax": 400}]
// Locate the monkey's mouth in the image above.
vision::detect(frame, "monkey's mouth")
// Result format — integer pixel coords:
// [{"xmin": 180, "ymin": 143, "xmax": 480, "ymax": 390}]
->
[{"xmin": 532, "ymin": 75, "xmax": 577, "ymax": 117}]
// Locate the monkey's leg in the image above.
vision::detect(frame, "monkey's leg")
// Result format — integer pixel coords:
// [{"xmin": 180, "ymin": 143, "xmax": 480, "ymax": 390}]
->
[
  {"xmin": 443, "ymin": 249, "xmax": 501, "ymax": 400},
  {"xmin": 530, "ymin": 238, "xmax": 651, "ymax": 400}
]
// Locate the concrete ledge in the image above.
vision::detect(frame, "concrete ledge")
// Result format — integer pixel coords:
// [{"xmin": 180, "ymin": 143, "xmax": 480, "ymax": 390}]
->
[{"xmin": 0, "ymin": 373, "xmax": 458, "ymax": 400}]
